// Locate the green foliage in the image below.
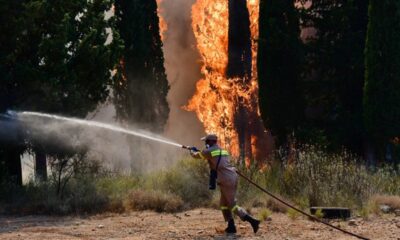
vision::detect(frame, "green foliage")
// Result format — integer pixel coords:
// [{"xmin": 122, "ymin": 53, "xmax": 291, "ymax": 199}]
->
[
  {"xmin": 313, "ymin": 208, "xmax": 324, "ymax": 219},
  {"xmin": 0, "ymin": 0, "xmax": 123, "ymax": 184},
  {"xmin": 114, "ymin": 0, "xmax": 169, "ymax": 132},
  {"xmin": 257, "ymin": 208, "xmax": 272, "ymax": 221},
  {"xmin": 152, "ymin": 158, "xmax": 213, "ymax": 207},
  {"xmin": 1, "ymin": 0, "xmax": 122, "ymax": 116},
  {"xmin": 258, "ymin": 0, "xmax": 304, "ymax": 145},
  {"xmin": 287, "ymin": 208, "xmax": 301, "ymax": 220},
  {"xmin": 299, "ymin": 0, "xmax": 368, "ymax": 152},
  {"xmin": 364, "ymin": 0, "xmax": 400, "ymax": 152}
]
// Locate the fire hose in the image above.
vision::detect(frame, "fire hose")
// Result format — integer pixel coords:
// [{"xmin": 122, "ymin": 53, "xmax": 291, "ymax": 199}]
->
[{"xmin": 182, "ymin": 145, "xmax": 370, "ymax": 240}]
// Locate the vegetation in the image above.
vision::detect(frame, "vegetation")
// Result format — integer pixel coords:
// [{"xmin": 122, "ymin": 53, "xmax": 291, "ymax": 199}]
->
[
  {"xmin": 1, "ymin": 147, "xmax": 399, "ymax": 216},
  {"xmin": 0, "ymin": 0, "xmax": 123, "ymax": 185},
  {"xmin": 258, "ymin": 0, "xmax": 304, "ymax": 146},
  {"xmin": 364, "ymin": 0, "xmax": 400, "ymax": 161},
  {"xmin": 114, "ymin": 0, "xmax": 170, "ymax": 132},
  {"xmin": 0, "ymin": 0, "xmax": 398, "ymax": 222},
  {"xmin": 300, "ymin": 0, "xmax": 368, "ymax": 153}
]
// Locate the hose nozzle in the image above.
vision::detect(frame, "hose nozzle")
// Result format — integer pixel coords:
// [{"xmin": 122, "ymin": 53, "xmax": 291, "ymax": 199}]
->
[{"xmin": 182, "ymin": 145, "xmax": 199, "ymax": 152}]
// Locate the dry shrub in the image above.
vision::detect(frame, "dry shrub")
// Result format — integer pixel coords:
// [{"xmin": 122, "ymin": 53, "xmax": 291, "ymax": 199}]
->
[
  {"xmin": 157, "ymin": 158, "xmax": 212, "ymax": 207},
  {"xmin": 127, "ymin": 190, "xmax": 184, "ymax": 213},
  {"xmin": 371, "ymin": 195, "xmax": 400, "ymax": 210},
  {"xmin": 105, "ymin": 199, "xmax": 125, "ymax": 213},
  {"xmin": 266, "ymin": 197, "xmax": 289, "ymax": 213},
  {"xmin": 287, "ymin": 208, "xmax": 300, "ymax": 220},
  {"xmin": 257, "ymin": 208, "xmax": 272, "ymax": 221}
]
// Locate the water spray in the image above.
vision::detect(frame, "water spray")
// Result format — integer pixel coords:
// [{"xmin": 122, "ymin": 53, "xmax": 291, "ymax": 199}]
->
[
  {"xmin": 4, "ymin": 110, "xmax": 369, "ymax": 239},
  {"xmin": 17, "ymin": 111, "xmax": 183, "ymax": 149}
]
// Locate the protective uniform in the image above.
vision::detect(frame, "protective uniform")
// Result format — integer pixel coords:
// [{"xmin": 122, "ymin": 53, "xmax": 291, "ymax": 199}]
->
[{"xmin": 191, "ymin": 134, "xmax": 260, "ymax": 234}]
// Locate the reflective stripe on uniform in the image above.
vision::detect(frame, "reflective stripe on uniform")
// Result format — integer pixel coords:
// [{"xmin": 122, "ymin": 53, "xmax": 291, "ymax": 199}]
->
[
  {"xmin": 231, "ymin": 205, "xmax": 240, "ymax": 212},
  {"xmin": 220, "ymin": 206, "xmax": 229, "ymax": 210},
  {"xmin": 211, "ymin": 150, "xmax": 229, "ymax": 157}
]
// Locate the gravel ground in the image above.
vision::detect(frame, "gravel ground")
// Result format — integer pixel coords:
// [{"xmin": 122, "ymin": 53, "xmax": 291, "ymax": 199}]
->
[{"xmin": 0, "ymin": 208, "xmax": 399, "ymax": 240}]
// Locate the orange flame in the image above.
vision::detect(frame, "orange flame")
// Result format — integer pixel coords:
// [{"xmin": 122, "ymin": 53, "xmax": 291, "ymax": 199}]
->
[
  {"xmin": 156, "ymin": 0, "xmax": 168, "ymax": 40},
  {"xmin": 186, "ymin": 0, "xmax": 261, "ymax": 159}
]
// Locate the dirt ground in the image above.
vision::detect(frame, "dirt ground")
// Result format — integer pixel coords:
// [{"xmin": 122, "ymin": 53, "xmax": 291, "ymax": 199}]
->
[{"xmin": 0, "ymin": 208, "xmax": 399, "ymax": 240}]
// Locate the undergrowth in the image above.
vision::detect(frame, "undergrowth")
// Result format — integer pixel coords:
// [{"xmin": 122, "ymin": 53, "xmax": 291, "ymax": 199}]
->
[{"xmin": 0, "ymin": 146, "xmax": 399, "ymax": 216}]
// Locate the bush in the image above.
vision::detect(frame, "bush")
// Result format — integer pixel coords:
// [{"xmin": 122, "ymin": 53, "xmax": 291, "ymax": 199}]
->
[
  {"xmin": 152, "ymin": 158, "xmax": 213, "ymax": 207},
  {"xmin": 235, "ymin": 146, "xmax": 400, "ymax": 215},
  {"xmin": 127, "ymin": 190, "xmax": 184, "ymax": 213}
]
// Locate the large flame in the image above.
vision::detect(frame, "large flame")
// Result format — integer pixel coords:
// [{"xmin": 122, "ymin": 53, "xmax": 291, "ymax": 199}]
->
[
  {"xmin": 156, "ymin": 0, "xmax": 168, "ymax": 40},
  {"xmin": 186, "ymin": 0, "xmax": 261, "ymax": 159}
]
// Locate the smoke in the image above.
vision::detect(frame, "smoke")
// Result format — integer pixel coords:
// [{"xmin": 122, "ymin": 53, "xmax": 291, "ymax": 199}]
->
[
  {"xmin": 158, "ymin": 0, "xmax": 205, "ymax": 147},
  {"xmin": 6, "ymin": 107, "xmax": 187, "ymax": 174}
]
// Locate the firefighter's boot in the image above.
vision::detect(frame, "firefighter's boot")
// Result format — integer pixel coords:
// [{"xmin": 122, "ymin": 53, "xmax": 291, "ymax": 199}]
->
[
  {"xmin": 225, "ymin": 219, "xmax": 237, "ymax": 234},
  {"xmin": 243, "ymin": 215, "xmax": 260, "ymax": 233}
]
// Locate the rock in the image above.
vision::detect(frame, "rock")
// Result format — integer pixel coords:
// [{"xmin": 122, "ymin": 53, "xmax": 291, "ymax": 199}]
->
[
  {"xmin": 128, "ymin": 230, "xmax": 132, "ymax": 234},
  {"xmin": 395, "ymin": 209, "xmax": 400, "ymax": 217},
  {"xmin": 265, "ymin": 216, "xmax": 272, "ymax": 222},
  {"xmin": 184, "ymin": 213, "xmax": 191, "ymax": 217},
  {"xmin": 348, "ymin": 219, "xmax": 357, "ymax": 226},
  {"xmin": 74, "ymin": 222, "xmax": 80, "ymax": 226},
  {"xmin": 396, "ymin": 222, "xmax": 400, "ymax": 228},
  {"xmin": 380, "ymin": 205, "xmax": 391, "ymax": 214},
  {"xmin": 97, "ymin": 224, "xmax": 104, "ymax": 229},
  {"xmin": 197, "ymin": 230, "xmax": 204, "ymax": 234}
]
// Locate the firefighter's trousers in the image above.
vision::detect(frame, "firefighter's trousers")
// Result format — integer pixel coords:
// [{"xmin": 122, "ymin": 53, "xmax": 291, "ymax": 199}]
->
[{"xmin": 219, "ymin": 178, "xmax": 248, "ymax": 221}]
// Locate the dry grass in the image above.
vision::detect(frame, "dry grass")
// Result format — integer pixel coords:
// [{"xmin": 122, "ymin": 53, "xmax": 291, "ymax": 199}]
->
[
  {"xmin": 371, "ymin": 194, "xmax": 400, "ymax": 210},
  {"xmin": 127, "ymin": 190, "xmax": 184, "ymax": 213},
  {"xmin": 287, "ymin": 208, "xmax": 301, "ymax": 220},
  {"xmin": 257, "ymin": 208, "xmax": 272, "ymax": 221},
  {"xmin": 266, "ymin": 197, "xmax": 289, "ymax": 213}
]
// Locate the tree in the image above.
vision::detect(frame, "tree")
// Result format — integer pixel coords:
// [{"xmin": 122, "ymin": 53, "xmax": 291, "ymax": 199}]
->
[
  {"xmin": 0, "ymin": 0, "xmax": 122, "ymax": 185},
  {"xmin": 114, "ymin": 0, "xmax": 169, "ymax": 172},
  {"xmin": 0, "ymin": 0, "xmax": 27, "ymax": 186},
  {"xmin": 257, "ymin": 0, "xmax": 304, "ymax": 146},
  {"xmin": 227, "ymin": 0, "xmax": 252, "ymax": 79},
  {"xmin": 114, "ymin": 0, "xmax": 169, "ymax": 132},
  {"xmin": 301, "ymin": 0, "xmax": 368, "ymax": 153},
  {"xmin": 364, "ymin": 0, "xmax": 400, "ymax": 161}
]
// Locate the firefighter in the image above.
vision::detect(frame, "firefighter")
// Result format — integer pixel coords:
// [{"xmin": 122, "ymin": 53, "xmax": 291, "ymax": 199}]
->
[{"xmin": 190, "ymin": 134, "xmax": 260, "ymax": 234}]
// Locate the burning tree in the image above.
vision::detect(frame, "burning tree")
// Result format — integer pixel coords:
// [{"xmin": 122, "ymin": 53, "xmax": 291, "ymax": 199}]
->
[{"xmin": 187, "ymin": 0, "xmax": 272, "ymax": 163}]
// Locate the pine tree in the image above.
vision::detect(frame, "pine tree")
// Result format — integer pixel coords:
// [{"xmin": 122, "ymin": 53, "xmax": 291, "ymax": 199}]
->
[
  {"xmin": 114, "ymin": 0, "xmax": 169, "ymax": 132},
  {"xmin": 364, "ymin": 0, "xmax": 400, "ymax": 160},
  {"xmin": 257, "ymin": 0, "xmax": 303, "ymax": 146}
]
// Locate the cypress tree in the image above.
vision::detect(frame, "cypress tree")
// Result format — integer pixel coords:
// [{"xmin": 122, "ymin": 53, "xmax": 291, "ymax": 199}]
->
[
  {"xmin": 301, "ymin": 0, "xmax": 368, "ymax": 153},
  {"xmin": 364, "ymin": 0, "xmax": 400, "ymax": 160},
  {"xmin": 257, "ymin": 0, "xmax": 303, "ymax": 146},
  {"xmin": 114, "ymin": 0, "xmax": 170, "ymax": 132}
]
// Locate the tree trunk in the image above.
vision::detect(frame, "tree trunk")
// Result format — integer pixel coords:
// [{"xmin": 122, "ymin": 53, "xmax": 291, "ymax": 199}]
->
[
  {"xmin": 227, "ymin": 0, "xmax": 253, "ymax": 163},
  {"xmin": 3, "ymin": 146, "xmax": 22, "ymax": 186},
  {"xmin": 227, "ymin": 0, "xmax": 252, "ymax": 79},
  {"xmin": 35, "ymin": 150, "xmax": 47, "ymax": 181}
]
